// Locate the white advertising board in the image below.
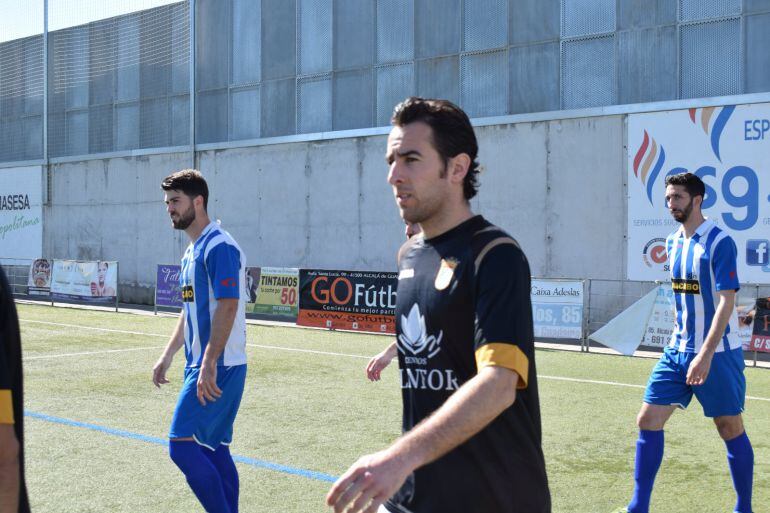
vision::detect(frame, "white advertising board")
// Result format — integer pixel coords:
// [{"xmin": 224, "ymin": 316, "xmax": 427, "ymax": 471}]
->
[
  {"xmin": 531, "ymin": 279, "xmax": 584, "ymax": 339},
  {"xmin": 628, "ymin": 103, "xmax": 770, "ymax": 283},
  {"xmin": 0, "ymin": 166, "xmax": 43, "ymax": 263}
]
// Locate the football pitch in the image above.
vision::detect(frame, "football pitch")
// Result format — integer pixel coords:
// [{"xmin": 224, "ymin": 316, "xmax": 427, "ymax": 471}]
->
[{"xmin": 17, "ymin": 303, "xmax": 770, "ymax": 513}]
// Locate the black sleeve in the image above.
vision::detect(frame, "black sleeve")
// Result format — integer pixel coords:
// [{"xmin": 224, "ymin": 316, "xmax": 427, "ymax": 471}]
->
[
  {"xmin": 0, "ymin": 267, "xmax": 16, "ymax": 422},
  {"xmin": 473, "ymin": 242, "xmax": 534, "ymax": 388}
]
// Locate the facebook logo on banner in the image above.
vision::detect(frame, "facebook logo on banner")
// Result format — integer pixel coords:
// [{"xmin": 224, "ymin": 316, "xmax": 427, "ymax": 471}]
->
[{"xmin": 746, "ymin": 240, "xmax": 769, "ymax": 266}]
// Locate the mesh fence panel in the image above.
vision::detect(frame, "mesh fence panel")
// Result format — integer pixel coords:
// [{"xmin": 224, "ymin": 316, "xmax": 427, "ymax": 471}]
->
[
  {"xmin": 680, "ymin": 18, "xmax": 742, "ymax": 99},
  {"xmin": 680, "ymin": 0, "xmax": 741, "ymax": 22},
  {"xmin": 561, "ymin": 0, "xmax": 616, "ymax": 38},
  {"xmin": 0, "ymin": 1, "xmax": 44, "ymax": 163},
  {"xmin": 561, "ymin": 35, "xmax": 616, "ymax": 109},
  {"xmin": 47, "ymin": 1, "xmax": 189, "ymax": 157},
  {"xmin": 463, "ymin": 0, "xmax": 507, "ymax": 52}
]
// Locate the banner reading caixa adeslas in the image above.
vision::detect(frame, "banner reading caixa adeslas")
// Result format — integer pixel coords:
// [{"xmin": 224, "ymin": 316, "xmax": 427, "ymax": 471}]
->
[
  {"xmin": 51, "ymin": 260, "xmax": 118, "ymax": 303},
  {"xmin": 297, "ymin": 269, "xmax": 397, "ymax": 334}
]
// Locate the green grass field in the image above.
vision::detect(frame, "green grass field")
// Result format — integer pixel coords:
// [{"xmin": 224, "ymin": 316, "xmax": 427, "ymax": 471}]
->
[{"xmin": 17, "ymin": 303, "xmax": 770, "ymax": 512}]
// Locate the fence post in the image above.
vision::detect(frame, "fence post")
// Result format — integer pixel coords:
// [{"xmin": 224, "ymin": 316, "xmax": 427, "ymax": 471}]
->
[{"xmin": 583, "ymin": 279, "xmax": 591, "ymax": 352}]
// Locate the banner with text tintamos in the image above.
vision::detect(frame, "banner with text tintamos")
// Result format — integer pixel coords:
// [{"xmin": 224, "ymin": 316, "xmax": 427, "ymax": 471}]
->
[
  {"xmin": 27, "ymin": 258, "xmax": 52, "ymax": 296},
  {"xmin": 749, "ymin": 298, "xmax": 770, "ymax": 353},
  {"xmin": 297, "ymin": 269, "xmax": 397, "ymax": 334},
  {"xmin": 51, "ymin": 260, "xmax": 118, "ymax": 303},
  {"xmin": 247, "ymin": 267, "xmax": 299, "ymax": 318},
  {"xmin": 530, "ymin": 279, "xmax": 584, "ymax": 339},
  {"xmin": 155, "ymin": 264, "xmax": 182, "ymax": 308}
]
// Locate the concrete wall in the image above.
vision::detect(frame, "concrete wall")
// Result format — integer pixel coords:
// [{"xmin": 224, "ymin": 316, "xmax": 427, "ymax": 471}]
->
[{"xmin": 42, "ymin": 114, "xmax": 626, "ymax": 304}]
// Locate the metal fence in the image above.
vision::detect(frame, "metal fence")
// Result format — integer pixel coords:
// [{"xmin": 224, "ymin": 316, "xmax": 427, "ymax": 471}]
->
[{"xmin": 2, "ymin": 0, "xmax": 770, "ymax": 164}]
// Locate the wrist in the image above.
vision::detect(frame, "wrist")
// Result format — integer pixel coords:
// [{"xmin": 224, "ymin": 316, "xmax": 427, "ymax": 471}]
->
[{"xmin": 389, "ymin": 436, "xmax": 426, "ymax": 473}]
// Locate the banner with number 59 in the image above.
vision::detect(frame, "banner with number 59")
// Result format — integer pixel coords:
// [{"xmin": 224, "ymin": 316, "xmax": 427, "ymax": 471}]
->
[{"xmin": 628, "ymin": 103, "xmax": 770, "ymax": 283}]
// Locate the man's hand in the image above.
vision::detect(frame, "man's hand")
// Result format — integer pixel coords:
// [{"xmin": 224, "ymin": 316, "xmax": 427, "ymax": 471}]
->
[
  {"xmin": 686, "ymin": 352, "xmax": 713, "ymax": 386},
  {"xmin": 366, "ymin": 351, "xmax": 394, "ymax": 381},
  {"xmin": 152, "ymin": 354, "xmax": 173, "ymax": 388},
  {"xmin": 197, "ymin": 362, "xmax": 222, "ymax": 406},
  {"xmin": 326, "ymin": 448, "xmax": 414, "ymax": 513}
]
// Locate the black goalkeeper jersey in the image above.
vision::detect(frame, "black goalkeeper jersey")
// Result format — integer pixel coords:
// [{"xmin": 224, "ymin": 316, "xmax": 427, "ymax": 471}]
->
[
  {"xmin": 0, "ymin": 266, "xmax": 30, "ymax": 513},
  {"xmin": 385, "ymin": 215, "xmax": 550, "ymax": 513}
]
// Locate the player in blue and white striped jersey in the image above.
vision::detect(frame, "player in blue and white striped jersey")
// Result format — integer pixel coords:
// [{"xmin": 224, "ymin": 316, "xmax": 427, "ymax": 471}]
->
[
  {"xmin": 617, "ymin": 173, "xmax": 754, "ymax": 513},
  {"xmin": 153, "ymin": 169, "xmax": 247, "ymax": 513}
]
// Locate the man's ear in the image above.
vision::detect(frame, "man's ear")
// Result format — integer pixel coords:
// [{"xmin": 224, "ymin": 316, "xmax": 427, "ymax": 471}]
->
[{"xmin": 447, "ymin": 153, "xmax": 471, "ymax": 186}]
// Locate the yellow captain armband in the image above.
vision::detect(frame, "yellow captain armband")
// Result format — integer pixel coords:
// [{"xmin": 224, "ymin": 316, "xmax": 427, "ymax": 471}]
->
[
  {"xmin": 0, "ymin": 390, "xmax": 14, "ymax": 424},
  {"xmin": 475, "ymin": 343, "xmax": 529, "ymax": 389}
]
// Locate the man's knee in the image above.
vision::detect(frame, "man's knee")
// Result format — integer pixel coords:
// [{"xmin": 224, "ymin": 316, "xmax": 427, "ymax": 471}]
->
[
  {"xmin": 169, "ymin": 438, "xmax": 197, "ymax": 470},
  {"xmin": 714, "ymin": 415, "xmax": 744, "ymax": 440},
  {"xmin": 636, "ymin": 404, "xmax": 674, "ymax": 430}
]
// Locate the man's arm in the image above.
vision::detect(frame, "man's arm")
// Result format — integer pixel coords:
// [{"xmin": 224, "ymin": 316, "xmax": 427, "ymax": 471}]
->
[
  {"xmin": 152, "ymin": 312, "xmax": 186, "ymax": 387},
  {"xmin": 326, "ymin": 365, "xmax": 518, "ymax": 513},
  {"xmin": 365, "ymin": 341, "xmax": 398, "ymax": 381},
  {"xmin": 196, "ymin": 298, "xmax": 238, "ymax": 405},
  {"xmin": 0, "ymin": 424, "xmax": 19, "ymax": 513},
  {"xmin": 686, "ymin": 289, "xmax": 736, "ymax": 385}
]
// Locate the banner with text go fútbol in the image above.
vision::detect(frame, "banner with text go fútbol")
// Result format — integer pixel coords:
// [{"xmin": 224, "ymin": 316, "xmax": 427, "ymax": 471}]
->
[
  {"xmin": 247, "ymin": 267, "xmax": 299, "ymax": 318},
  {"xmin": 27, "ymin": 258, "xmax": 52, "ymax": 296},
  {"xmin": 628, "ymin": 103, "xmax": 770, "ymax": 283},
  {"xmin": 297, "ymin": 269, "xmax": 397, "ymax": 334},
  {"xmin": 530, "ymin": 279, "xmax": 584, "ymax": 339},
  {"xmin": 51, "ymin": 260, "xmax": 118, "ymax": 303},
  {"xmin": 155, "ymin": 264, "xmax": 182, "ymax": 308}
]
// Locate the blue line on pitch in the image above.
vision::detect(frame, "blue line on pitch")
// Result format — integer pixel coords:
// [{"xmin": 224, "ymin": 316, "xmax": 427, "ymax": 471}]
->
[{"xmin": 24, "ymin": 410, "xmax": 337, "ymax": 483}]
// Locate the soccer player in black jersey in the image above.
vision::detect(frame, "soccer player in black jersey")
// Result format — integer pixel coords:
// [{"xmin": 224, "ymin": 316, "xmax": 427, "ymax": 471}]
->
[
  {"xmin": 0, "ymin": 266, "xmax": 30, "ymax": 513},
  {"xmin": 327, "ymin": 98, "xmax": 550, "ymax": 513}
]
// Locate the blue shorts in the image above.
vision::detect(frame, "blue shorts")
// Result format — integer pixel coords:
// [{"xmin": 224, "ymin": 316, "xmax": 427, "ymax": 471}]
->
[
  {"xmin": 169, "ymin": 364, "xmax": 247, "ymax": 450},
  {"xmin": 643, "ymin": 346, "xmax": 745, "ymax": 418}
]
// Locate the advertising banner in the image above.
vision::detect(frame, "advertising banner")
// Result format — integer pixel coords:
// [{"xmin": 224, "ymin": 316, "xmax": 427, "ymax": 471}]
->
[
  {"xmin": 641, "ymin": 284, "xmax": 675, "ymax": 348},
  {"xmin": 297, "ymin": 269, "xmax": 397, "ymax": 334},
  {"xmin": 247, "ymin": 267, "xmax": 299, "ymax": 317},
  {"xmin": 155, "ymin": 264, "xmax": 182, "ymax": 308},
  {"xmin": 749, "ymin": 298, "xmax": 770, "ymax": 353},
  {"xmin": 628, "ymin": 103, "xmax": 770, "ymax": 283},
  {"xmin": 27, "ymin": 258, "xmax": 52, "ymax": 296},
  {"xmin": 0, "ymin": 166, "xmax": 43, "ymax": 263},
  {"xmin": 530, "ymin": 279, "xmax": 584, "ymax": 339},
  {"xmin": 51, "ymin": 260, "xmax": 118, "ymax": 303}
]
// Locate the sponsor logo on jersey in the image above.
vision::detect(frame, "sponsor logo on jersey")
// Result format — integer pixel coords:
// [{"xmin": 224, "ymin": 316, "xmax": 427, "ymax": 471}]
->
[
  {"xmin": 181, "ymin": 285, "xmax": 194, "ymax": 302},
  {"xmin": 434, "ymin": 258, "xmax": 458, "ymax": 290},
  {"xmin": 671, "ymin": 278, "xmax": 700, "ymax": 294}
]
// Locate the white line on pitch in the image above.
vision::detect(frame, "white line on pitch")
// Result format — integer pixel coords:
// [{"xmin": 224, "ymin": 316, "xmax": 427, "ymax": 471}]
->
[
  {"xmin": 19, "ymin": 318, "xmax": 770, "ymax": 402},
  {"xmin": 25, "ymin": 346, "xmax": 165, "ymax": 360},
  {"xmin": 20, "ymin": 319, "xmax": 168, "ymax": 338}
]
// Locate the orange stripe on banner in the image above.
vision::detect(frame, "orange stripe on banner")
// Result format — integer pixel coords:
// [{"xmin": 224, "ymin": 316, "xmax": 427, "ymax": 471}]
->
[
  {"xmin": 640, "ymin": 139, "xmax": 658, "ymax": 183},
  {"xmin": 296, "ymin": 309, "xmax": 395, "ymax": 334},
  {"xmin": 702, "ymin": 106, "xmax": 715, "ymax": 133},
  {"xmin": 475, "ymin": 343, "xmax": 529, "ymax": 389},
  {"xmin": 0, "ymin": 390, "xmax": 14, "ymax": 424}
]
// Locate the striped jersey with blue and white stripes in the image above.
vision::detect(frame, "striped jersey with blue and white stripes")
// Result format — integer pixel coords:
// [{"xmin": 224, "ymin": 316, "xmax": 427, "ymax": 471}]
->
[
  {"xmin": 180, "ymin": 221, "xmax": 247, "ymax": 367},
  {"xmin": 666, "ymin": 218, "xmax": 740, "ymax": 354}
]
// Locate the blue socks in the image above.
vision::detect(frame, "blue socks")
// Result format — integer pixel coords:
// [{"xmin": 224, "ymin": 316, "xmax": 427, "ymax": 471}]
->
[
  {"xmin": 725, "ymin": 431, "xmax": 754, "ymax": 513},
  {"xmin": 169, "ymin": 440, "xmax": 232, "ymax": 513},
  {"xmin": 628, "ymin": 429, "xmax": 664, "ymax": 513},
  {"xmin": 204, "ymin": 444, "xmax": 240, "ymax": 513}
]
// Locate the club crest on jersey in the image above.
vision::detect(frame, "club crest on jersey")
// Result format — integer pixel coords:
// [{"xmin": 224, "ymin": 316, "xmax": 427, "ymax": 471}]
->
[{"xmin": 434, "ymin": 258, "xmax": 458, "ymax": 290}]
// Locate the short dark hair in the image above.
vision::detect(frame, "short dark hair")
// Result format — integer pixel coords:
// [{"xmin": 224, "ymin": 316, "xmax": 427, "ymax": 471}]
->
[
  {"xmin": 161, "ymin": 169, "xmax": 209, "ymax": 210},
  {"xmin": 665, "ymin": 172, "xmax": 705, "ymax": 199},
  {"xmin": 391, "ymin": 97, "xmax": 480, "ymax": 200}
]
